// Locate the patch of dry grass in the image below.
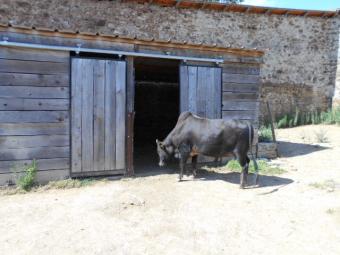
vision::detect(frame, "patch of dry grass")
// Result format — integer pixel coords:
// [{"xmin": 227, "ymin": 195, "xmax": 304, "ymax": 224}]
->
[{"xmin": 0, "ymin": 178, "xmax": 107, "ymax": 196}]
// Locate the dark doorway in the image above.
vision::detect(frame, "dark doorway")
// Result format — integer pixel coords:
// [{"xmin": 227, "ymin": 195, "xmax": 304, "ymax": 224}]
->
[{"xmin": 134, "ymin": 57, "xmax": 180, "ymax": 173}]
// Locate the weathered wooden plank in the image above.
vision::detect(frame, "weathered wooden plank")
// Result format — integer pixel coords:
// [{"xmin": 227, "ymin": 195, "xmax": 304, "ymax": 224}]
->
[
  {"xmin": 223, "ymin": 55, "xmax": 263, "ymax": 64},
  {"xmin": 0, "ymin": 46, "xmax": 69, "ymax": 63},
  {"xmin": 0, "ymin": 86, "xmax": 69, "ymax": 98},
  {"xmin": 213, "ymin": 68, "xmax": 222, "ymax": 118},
  {"xmin": 115, "ymin": 61, "xmax": 126, "ymax": 170},
  {"xmin": 0, "ymin": 73, "xmax": 69, "ymax": 87},
  {"xmin": 222, "ymin": 110, "xmax": 257, "ymax": 120},
  {"xmin": 0, "ymin": 111, "xmax": 68, "ymax": 123},
  {"xmin": 0, "ymin": 98, "xmax": 69, "ymax": 111},
  {"xmin": 105, "ymin": 61, "xmax": 116, "ymax": 171},
  {"xmin": 7, "ymin": 124, "xmax": 64, "ymax": 137},
  {"xmin": 223, "ymin": 92, "xmax": 258, "ymax": 101},
  {"xmin": 126, "ymin": 56, "xmax": 135, "ymax": 113},
  {"xmin": 0, "ymin": 59, "xmax": 69, "ymax": 74},
  {"xmin": 93, "ymin": 60, "xmax": 106, "ymax": 172},
  {"xmin": 223, "ymin": 83, "xmax": 259, "ymax": 93},
  {"xmin": 188, "ymin": 66, "xmax": 197, "ymax": 114},
  {"xmin": 221, "ymin": 64, "xmax": 260, "ymax": 75},
  {"xmin": 0, "ymin": 146, "xmax": 69, "ymax": 161},
  {"xmin": 0, "ymin": 169, "xmax": 70, "ymax": 185},
  {"xmin": 222, "ymin": 73, "xmax": 260, "ymax": 84},
  {"xmin": 0, "ymin": 158, "xmax": 70, "ymax": 174},
  {"xmin": 196, "ymin": 67, "xmax": 206, "ymax": 117},
  {"xmin": 71, "ymin": 58, "xmax": 82, "ymax": 173},
  {"xmin": 222, "ymin": 101, "xmax": 258, "ymax": 111},
  {"xmin": 0, "ymin": 135, "xmax": 69, "ymax": 149},
  {"xmin": 0, "ymin": 122, "xmax": 69, "ymax": 136},
  {"xmin": 81, "ymin": 59, "xmax": 94, "ymax": 172},
  {"xmin": 206, "ymin": 67, "xmax": 214, "ymax": 118},
  {"xmin": 180, "ymin": 65, "xmax": 189, "ymax": 112}
]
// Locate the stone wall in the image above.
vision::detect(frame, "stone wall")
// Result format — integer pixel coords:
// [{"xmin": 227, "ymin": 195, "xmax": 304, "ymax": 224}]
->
[
  {"xmin": 0, "ymin": 0, "xmax": 339, "ymax": 122},
  {"xmin": 334, "ymin": 26, "xmax": 340, "ymax": 108}
]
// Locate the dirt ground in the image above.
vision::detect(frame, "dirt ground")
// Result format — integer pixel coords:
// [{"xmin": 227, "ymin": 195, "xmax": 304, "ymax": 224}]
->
[{"xmin": 1, "ymin": 125, "xmax": 340, "ymax": 255}]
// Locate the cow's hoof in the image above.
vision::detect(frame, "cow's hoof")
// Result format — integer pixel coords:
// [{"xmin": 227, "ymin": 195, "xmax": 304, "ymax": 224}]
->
[{"xmin": 240, "ymin": 184, "xmax": 246, "ymax": 189}]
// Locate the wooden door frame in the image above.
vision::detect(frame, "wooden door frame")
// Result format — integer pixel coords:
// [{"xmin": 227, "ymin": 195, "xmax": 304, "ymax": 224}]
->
[
  {"xmin": 125, "ymin": 58, "xmax": 222, "ymax": 176},
  {"xmin": 125, "ymin": 56, "xmax": 135, "ymax": 176}
]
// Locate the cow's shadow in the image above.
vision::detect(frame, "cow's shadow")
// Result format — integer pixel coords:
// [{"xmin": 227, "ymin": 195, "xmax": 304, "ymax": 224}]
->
[
  {"xmin": 189, "ymin": 168, "xmax": 293, "ymax": 188},
  {"xmin": 277, "ymin": 141, "xmax": 328, "ymax": 157}
]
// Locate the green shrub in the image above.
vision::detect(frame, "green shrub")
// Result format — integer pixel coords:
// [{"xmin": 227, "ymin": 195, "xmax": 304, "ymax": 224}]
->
[
  {"xmin": 274, "ymin": 107, "xmax": 340, "ymax": 128},
  {"xmin": 17, "ymin": 160, "xmax": 37, "ymax": 191},
  {"xmin": 258, "ymin": 126, "xmax": 273, "ymax": 142}
]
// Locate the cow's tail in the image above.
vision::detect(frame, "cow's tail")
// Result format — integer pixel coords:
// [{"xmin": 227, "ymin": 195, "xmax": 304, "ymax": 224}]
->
[{"xmin": 248, "ymin": 124, "xmax": 259, "ymax": 186}]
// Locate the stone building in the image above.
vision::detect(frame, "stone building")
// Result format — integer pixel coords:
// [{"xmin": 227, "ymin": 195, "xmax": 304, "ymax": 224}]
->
[
  {"xmin": 0, "ymin": 0, "xmax": 339, "ymax": 183},
  {"xmin": 0, "ymin": 0, "xmax": 339, "ymax": 122}
]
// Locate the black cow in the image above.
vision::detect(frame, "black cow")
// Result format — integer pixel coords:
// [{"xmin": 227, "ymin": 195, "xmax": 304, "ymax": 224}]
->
[{"xmin": 156, "ymin": 111, "xmax": 258, "ymax": 188}]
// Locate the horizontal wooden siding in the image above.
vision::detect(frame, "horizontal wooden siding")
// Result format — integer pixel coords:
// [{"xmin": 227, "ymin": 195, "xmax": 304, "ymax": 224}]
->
[
  {"xmin": 0, "ymin": 46, "xmax": 70, "ymax": 185},
  {"xmin": 221, "ymin": 63, "xmax": 260, "ymax": 127}
]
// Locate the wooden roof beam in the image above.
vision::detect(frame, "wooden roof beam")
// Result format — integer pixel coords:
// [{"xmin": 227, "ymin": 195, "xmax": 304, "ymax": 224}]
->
[
  {"xmin": 264, "ymin": 9, "xmax": 271, "ymax": 15},
  {"xmin": 200, "ymin": 2, "xmax": 207, "ymax": 10}
]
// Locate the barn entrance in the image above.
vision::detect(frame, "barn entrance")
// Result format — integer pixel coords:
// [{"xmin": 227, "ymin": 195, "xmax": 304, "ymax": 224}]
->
[{"xmin": 133, "ymin": 57, "xmax": 180, "ymax": 173}]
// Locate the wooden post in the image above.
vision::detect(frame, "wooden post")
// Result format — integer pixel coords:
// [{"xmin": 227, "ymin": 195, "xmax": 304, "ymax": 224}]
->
[
  {"xmin": 126, "ymin": 56, "xmax": 135, "ymax": 176},
  {"xmin": 266, "ymin": 101, "xmax": 279, "ymax": 156}
]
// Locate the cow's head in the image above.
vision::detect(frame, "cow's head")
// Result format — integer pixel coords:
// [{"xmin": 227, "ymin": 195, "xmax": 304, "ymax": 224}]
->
[{"xmin": 156, "ymin": 139, "xmax": 174, "ymax": 167}]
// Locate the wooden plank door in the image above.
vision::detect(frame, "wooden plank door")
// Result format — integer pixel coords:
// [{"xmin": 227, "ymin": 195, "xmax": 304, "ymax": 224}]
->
[
  {"xmin": 180, "ymin": 65, "xmax": 222, "ymax": 118},
  {"xmin": 71, "ymin": 58, "xmax": 126, "ymax": 175},
  {"xmin": 180, "ymin": 65, "xmax": 222, "ymax": 163}
]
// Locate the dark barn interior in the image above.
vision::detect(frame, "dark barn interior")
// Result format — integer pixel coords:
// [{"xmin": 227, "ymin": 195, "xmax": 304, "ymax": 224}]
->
[{"xmin": 134, "ymin": 57, "xmax": 180, "ymax": 172}]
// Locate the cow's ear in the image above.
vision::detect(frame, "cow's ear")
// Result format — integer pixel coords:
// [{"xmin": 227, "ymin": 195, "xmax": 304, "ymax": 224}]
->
[{"xmin": 156, "ymin": 139, "xmax": 159, "ymax": 144}]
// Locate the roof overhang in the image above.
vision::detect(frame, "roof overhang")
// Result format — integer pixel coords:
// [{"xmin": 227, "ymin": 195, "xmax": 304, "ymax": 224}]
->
[
  {"xmin": 124, "ymin": 0, "xmax": 337, "ymax": 18},
  {"xmin": 0, "ymin": 24, "xmax": 264, "ymax": 57}
]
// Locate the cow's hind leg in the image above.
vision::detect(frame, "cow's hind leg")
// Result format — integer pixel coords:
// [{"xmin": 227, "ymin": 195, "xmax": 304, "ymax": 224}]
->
[
  {"xmin": 178, "ymin": 143, "xmax": 190, "ymax": 181},
  {"xmin": 192, "ymin": 155, "xmax": 198, "ymax": 178},
  {"xmin": 237, "ymin": 154, "xmax": 250, "ymax": 189}
]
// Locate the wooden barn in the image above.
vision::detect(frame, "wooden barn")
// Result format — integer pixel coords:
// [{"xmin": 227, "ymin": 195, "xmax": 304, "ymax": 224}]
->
[{"xmin": 0, "ymin": 1, "xmax": 270, "ymax": 185}]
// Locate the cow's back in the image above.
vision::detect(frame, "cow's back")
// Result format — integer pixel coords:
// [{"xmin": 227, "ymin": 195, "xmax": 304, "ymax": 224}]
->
[{"xmin": 176, "ymin": 114, "xmax": 250, "ymax": 157}]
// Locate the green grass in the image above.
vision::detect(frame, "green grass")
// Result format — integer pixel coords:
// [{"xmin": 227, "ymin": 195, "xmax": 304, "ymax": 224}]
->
[
  {"xmin": 258, "ymin": 126, "xmax": 273, "ymax": 142},
  {"xmin": 309, "ymin": 180, "xmax": 336, "ymax": 192},
  {"xmin": 42, "ymin": 178, "xmax": 98, "ymax": 190},
  {"xmin": 226, "ymin": 159, "xmax": 285, "ymax": 175}
]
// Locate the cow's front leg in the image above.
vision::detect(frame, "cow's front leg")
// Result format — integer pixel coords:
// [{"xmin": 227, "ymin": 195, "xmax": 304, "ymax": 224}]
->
[
  {"xmin": 178, "ymin": 143, "xmax": 190, "ymax": 181},
  {"xmin": 192, "ymin": 155, "xmax": 198, "ymax": 178}
]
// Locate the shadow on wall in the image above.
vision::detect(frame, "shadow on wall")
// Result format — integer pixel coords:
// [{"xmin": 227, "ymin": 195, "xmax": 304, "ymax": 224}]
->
[{"xmin": 277, "ymin": 141, "xmax": 329, "ymax": 157}]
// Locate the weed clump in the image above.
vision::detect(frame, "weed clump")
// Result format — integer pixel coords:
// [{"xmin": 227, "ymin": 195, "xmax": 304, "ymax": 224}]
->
[
  {"xmin": 258, "ymin": 126, "xmax": 273, "ymax": 142},
  {"xmin": 17, "ymin": 160, "xmax": 37, "ymax": 191}
]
